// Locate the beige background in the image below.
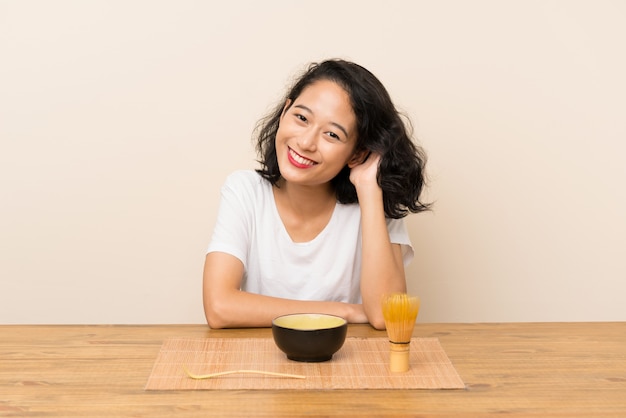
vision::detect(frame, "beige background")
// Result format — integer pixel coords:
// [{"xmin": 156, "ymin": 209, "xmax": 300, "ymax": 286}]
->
[{"xmin": 1, "ymin": 1, "xmax": 624, "ymax": 324}]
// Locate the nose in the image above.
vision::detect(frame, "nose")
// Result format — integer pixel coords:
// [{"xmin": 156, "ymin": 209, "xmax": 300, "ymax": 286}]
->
[{"xmin": 298, "ymin": 128, "xmax": 317, "ymax": 151}]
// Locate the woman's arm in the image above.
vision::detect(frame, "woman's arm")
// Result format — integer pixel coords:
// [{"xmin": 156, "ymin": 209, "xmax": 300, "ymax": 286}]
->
[
  {"xmin": 349, "ymin": 153, "xmax": 407, "ymax": 329},
  {"xmin": 202, "ymin": 252, "xmax": 368, "ymax": 328}
]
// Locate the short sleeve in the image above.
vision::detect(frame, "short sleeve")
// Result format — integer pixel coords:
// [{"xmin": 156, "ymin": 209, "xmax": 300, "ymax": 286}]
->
[
  {"xmin": 206, "ymin": 171, "xmax": 257, "ymax": 266},
  {"xmin": 386, "ymin": 217, "xmax": 414, "ymax": 266}
]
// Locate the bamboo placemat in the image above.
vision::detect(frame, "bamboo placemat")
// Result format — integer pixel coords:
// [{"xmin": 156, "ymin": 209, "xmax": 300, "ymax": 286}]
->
[{"xmin": 145, "ymin": 337, "xmax": 464, "ymax": 390}]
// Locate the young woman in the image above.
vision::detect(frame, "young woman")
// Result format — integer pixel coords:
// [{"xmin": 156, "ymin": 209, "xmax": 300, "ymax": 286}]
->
[{"xmin": 203, "ymin": 59, "xmax": 430, "ymax": 329}]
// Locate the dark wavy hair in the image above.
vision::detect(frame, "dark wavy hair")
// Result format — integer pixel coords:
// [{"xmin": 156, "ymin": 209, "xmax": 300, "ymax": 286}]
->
[{"xmin": 254, "ymin": 59, "xmax": 431, "ymax": 219}]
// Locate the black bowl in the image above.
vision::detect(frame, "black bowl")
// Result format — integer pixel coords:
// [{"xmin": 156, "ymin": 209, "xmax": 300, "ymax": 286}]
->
[{"xmin": 271, "ymin": 313, "xmax": 348, "ymax": 362}]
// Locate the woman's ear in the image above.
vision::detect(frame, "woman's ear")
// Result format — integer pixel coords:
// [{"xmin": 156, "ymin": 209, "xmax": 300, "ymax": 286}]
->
[
  {"xmin": 281, "ymin": 99, "xmax": 292, "ymax": 118},
  {"xmin": 347, "ymin": 149, "xmax": 371, "ymax": 168}
]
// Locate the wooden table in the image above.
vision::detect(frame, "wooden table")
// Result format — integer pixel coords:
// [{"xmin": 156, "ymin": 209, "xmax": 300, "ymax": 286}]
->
[{"xmin": 1, "ymin": 322, "xmax": 625, "ymax": 417}]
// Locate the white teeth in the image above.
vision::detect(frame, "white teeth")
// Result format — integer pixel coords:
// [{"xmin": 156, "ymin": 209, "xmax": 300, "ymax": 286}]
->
[{"xmin": 289, "ymin": 149, "xmax": 315, "ymax": 166}]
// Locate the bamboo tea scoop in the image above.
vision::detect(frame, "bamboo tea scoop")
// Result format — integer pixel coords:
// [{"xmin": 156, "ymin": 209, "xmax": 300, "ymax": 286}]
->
[{"xmin": 183, "ymin": 365, "xmax": 305, "ymax": 380}]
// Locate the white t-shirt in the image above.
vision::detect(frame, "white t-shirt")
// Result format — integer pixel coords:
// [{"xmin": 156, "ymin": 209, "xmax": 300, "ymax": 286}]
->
[{"xmin": 206, "ymin": 170, "xmax": 414, "ymax": 303}]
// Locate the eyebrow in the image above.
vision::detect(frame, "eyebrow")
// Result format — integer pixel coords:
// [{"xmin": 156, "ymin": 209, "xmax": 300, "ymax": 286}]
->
[{"xmin": 293, "ymin": 104, "xmax": 350, "ymax": 139}]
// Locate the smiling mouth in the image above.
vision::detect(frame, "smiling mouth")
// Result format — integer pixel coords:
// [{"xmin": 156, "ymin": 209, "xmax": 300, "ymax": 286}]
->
[{"xmin": 288, "ymin": 148, "xmax": 317, "ymax": 167}]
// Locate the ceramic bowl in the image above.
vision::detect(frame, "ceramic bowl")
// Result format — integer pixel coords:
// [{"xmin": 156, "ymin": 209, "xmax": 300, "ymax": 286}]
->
[{"xmin": 271, "ymin": 313, "xmax": 348, "ymax": 362}]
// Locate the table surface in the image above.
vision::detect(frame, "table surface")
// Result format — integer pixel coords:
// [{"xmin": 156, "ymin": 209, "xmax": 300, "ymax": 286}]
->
[{"xmin": 1, "ymin": 322, "xmax": 625, "ymax": 417}]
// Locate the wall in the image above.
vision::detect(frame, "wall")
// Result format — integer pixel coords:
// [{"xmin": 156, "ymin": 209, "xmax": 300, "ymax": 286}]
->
[{"xmin": 1, "ymin": 0, "xmax": 624, "ymax": 324}]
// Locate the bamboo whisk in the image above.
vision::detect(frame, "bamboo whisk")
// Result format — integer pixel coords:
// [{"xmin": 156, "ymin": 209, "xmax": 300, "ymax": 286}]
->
[{"xmin": 381, "ymin": 293, "xmax": 420, "ymax": 372}]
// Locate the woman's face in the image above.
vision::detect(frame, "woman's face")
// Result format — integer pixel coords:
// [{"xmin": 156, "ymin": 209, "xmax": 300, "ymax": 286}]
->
[{"xmin": 275, "ymin": 79, "xmax": 359, "ymax": 188}]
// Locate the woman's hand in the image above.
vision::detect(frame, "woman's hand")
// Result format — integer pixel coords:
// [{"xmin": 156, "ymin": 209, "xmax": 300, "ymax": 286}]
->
[
  {"xmin": 349, "ymin": 152, "xmax": 380, "ymax": 189},
  {"xmin": 349, "ymin": 151, "xmax": 407, "ymax": 329},
  {"xmin": 204, "ymin": 252, "xmax": 375, "ymax": 328},
  {"xmin": 346, "ymin": 303, "xmax": 369, "ymax": 324}
]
